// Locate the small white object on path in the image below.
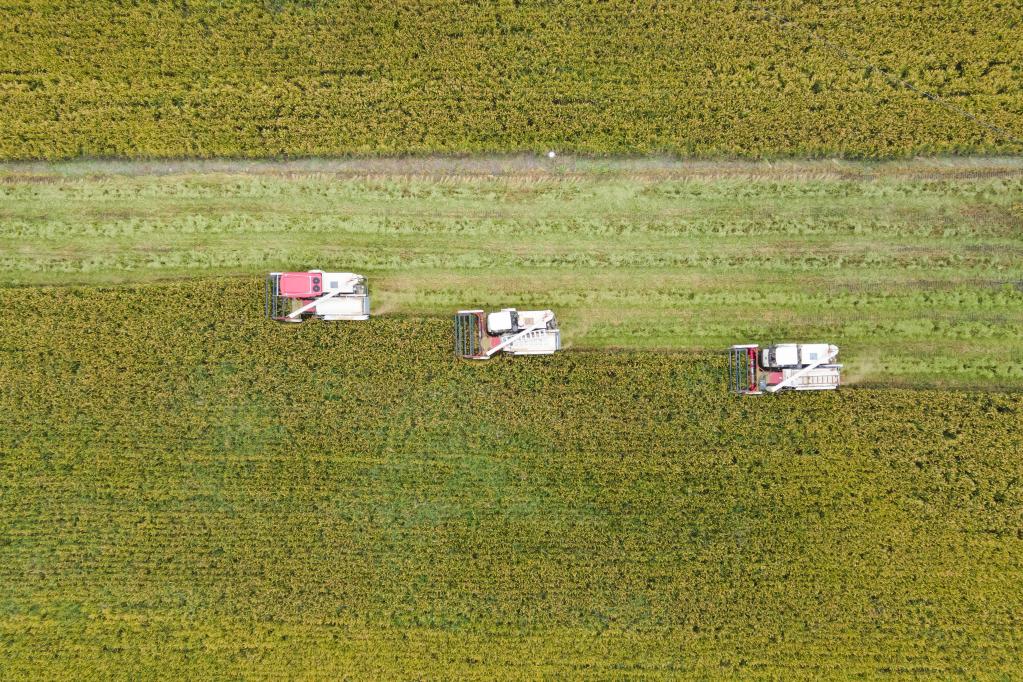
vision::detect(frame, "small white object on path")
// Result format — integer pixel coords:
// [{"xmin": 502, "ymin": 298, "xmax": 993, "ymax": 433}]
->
[{"xmin": 547, "ymin": 151, "xmax": 557, "ymax": 159}]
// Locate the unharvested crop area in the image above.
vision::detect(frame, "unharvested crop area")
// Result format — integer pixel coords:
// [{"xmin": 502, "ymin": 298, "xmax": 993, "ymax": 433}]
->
[
  {"xmin": 0, "ymin": 278, "xmax": 1021, "ymax": 677},
  {"xmin": 2, "ymin": 158, "xmax": 1021, "ymax": 387},
  {"xmin": 1, "ymin": 1, "xmax": 1021, "ymax": 159}
]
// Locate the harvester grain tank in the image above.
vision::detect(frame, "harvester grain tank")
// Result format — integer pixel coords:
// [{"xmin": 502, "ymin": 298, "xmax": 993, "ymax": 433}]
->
[
  {"xmin": 454, "ymin": 308, "xmax": 561, "ymax": 359},
  {"xmin": 728, "ymin": 343, "xmax": 841, "ymax": 394},
  {"xmin": 265, "ymin": 270, "xmax": 370, "ymax": 322}
]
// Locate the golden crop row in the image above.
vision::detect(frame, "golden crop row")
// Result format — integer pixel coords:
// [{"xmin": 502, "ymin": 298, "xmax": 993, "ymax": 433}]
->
[
  {"xmin": 1, "ymin": 277, "xmax": 1021, "ymax": 675},
  {"xmin": 0, "ymin": 0, "xmax": 1020, "ymax": 159}
]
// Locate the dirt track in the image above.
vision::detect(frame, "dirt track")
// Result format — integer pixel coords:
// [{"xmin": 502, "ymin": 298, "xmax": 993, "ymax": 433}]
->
[{"xmin": 2, "ymin": 154, "xmax": 1023, "ymax": 181}]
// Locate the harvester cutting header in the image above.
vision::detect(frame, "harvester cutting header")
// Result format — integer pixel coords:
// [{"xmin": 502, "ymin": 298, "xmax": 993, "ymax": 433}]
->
[
  {"xmin": 728, "ymin": 343, "xmax": 841, "ymax": 394},
  {"xmin": 265, "ymin": 270, "xmax": 370, "ymax": 322},
  {"xmin": 455, "ymin": 308, "xmax": 561, "ymax": 359}
]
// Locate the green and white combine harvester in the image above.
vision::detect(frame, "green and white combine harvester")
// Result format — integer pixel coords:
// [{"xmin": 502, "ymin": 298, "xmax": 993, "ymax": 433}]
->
[{"xmin": 454, "ymin": 308, "xmax": 561, "ymax": 359}]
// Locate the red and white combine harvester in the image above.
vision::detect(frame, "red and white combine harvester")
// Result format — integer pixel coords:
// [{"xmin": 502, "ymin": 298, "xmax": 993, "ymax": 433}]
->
[
  {"xmin": 728, "ymin": 343, "xmax": 841, "ymax": 395},
  {"xmin": 454, "ymin": 308, "xmax": 561, "ymax": 359},
  {"xmin": 264, "ymin": 270, "xmax": 370, "ymax": 323}
]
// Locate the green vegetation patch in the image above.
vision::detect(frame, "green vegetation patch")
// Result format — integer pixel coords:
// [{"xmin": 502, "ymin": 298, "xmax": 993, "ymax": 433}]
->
[
  {"xmin": 1, "ymin": 278, "xmax": 1021, "ymax": 677},
  {"xmin": 1, "ymin": 1, "xmax": 1021, "ymax": 159}
]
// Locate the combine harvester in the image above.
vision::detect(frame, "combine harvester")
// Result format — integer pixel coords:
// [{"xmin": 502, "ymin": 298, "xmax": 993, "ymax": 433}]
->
[
  {"xmin": 265, "ymin": 270, "xmax": 370, "ymax": 323},
  {"xmin": 728, "ymin": 343, "xmax": 841, "ymax": 395},
  {"xmin": 454, "ymin": 308, "xmax": 561, "ymax": 359}
]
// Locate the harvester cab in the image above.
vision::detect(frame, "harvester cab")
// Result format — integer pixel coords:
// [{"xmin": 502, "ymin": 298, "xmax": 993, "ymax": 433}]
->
[
  {"xmin": 454, "ymin": 308, "xmax": 561, "ymax": 359},
  {"xmin": 728, "ymin": 343, "xmax": 841, "ymax": 394},
  {"xmin": 265, "ymin": 270, "xmax": 370, "ymax": 322}
]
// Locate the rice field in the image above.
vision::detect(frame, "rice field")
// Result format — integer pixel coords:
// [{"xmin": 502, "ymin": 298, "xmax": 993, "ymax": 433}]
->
[
  {"xmin": 1, "ymin": 278, "xmax": 1021, "ymax": 678},
  {"xmin": 2, "ymin": 1, "xmax": 1021, "ymax": 159}
]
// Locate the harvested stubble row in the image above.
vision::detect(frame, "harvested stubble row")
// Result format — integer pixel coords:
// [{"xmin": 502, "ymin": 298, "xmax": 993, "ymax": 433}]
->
[{"xmin": 0, "ymin": 278, "xmax": 1021, "ymax": 678}]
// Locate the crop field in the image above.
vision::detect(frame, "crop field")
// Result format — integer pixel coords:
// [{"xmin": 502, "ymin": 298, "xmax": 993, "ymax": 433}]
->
[
  {"xmin": 0, "ymin": 278, "xmax": 1021, "ymax": 677},
  {"xmin": 2, "ymin": 158, "xmax": 1021, "ymax": 388},
  {"xmin": 1, "ymin": 1, "xmax": 1021, "ymax": 159},
  {"xmin": 3, "ymin": 0, "xmax": 1022, "ymax": 674}
]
